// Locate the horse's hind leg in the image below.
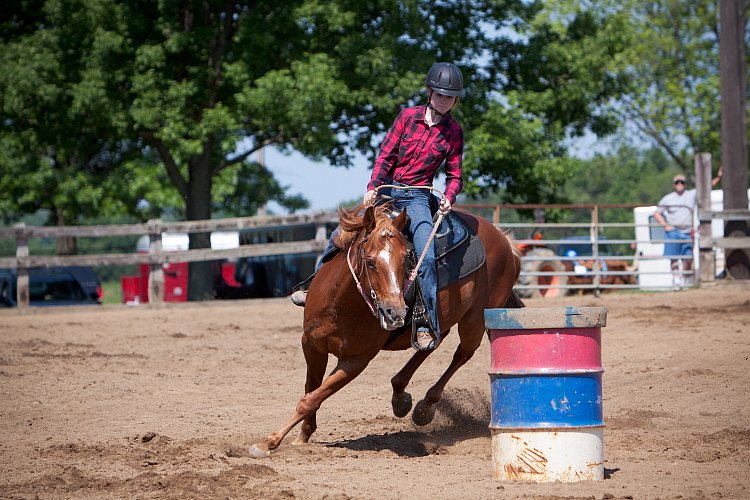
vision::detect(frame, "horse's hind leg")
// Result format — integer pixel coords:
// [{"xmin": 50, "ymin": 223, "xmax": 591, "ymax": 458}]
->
[
  {"xmin": 250, "ymin": 355, "xmax": 370, "ymax": 458},
  {"xmin": 412, "ymin": 315, "xmax": 484, "ymax": 426},
  {"xmin": 390, "ymin": 349, "xmax": 433, "ymax": 418}
]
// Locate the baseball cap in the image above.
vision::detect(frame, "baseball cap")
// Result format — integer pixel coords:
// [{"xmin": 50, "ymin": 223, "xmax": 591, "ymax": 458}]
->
[{"xmin": 673, "ymin": 174, "xmax": 686, "ymax": 183}]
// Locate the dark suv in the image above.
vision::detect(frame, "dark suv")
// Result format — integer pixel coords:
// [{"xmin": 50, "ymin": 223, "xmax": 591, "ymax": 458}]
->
[{"xmin": 0, "ymin": 267, "xmax": 102, "ymax": 307}]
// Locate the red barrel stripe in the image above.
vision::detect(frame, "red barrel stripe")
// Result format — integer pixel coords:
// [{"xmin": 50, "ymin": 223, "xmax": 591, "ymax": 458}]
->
[{"xmin": 489, "ymin": 327, "xmax": 602, "ymax": 372}]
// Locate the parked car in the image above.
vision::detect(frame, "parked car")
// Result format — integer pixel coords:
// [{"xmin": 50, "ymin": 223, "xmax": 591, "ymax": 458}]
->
[{"xmin": 0, "ymin": 266, "xmax": 103, "ymax": 307}]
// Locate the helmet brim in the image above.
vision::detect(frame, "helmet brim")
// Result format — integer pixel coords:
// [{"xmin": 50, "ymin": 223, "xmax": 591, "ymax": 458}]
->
[{"xmin": 429, "ymin": 87, "xmax": 463, "ymax": 97}]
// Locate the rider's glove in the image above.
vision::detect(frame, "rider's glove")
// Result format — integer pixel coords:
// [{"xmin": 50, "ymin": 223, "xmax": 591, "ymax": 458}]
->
[
  {"xmin": 363, "ymin": 189, "xmax": 377, "ymax": 207},
  {"xmin": 438, "ymin": 197, "xmax": 452, "ymax": 215}
]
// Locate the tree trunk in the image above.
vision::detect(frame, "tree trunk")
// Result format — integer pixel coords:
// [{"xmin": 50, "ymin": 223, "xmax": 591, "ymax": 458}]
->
[
  {"xmin": 54, "ymin": 206, "xmax": 77, "ymax": 255},
  {"xmin": 186, "ymin": 154, "xmax": 215, "ymax": 301}
]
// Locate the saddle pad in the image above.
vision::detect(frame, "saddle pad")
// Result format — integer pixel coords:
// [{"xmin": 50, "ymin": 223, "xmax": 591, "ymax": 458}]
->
[{"xmin": 436, "ymin": 213, "xmax": 485, "ymax": 289}]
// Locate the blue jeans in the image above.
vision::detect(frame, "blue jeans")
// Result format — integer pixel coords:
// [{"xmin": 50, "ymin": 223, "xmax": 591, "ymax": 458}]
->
[
  {"xmin": 381, "ymin": 186, "xmax": 440, "ymax": 334},
  {"xmin": 664, "ymin": 229, "xmax": 692, "ymax": 258}
]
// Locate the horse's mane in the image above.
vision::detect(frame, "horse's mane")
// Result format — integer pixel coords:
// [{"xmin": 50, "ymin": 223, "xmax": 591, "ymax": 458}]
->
[
  {"xmin": 334, "ymin": 203, "xmax": 405, "ymax": 249},
  {"xmin": 502, "ymin": 229, "xmax": 522, "ymax": 260}
]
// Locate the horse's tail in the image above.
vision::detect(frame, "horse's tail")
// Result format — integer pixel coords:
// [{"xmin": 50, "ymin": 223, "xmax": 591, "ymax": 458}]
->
[{"xmin": 503, "ymin": 289, "xmax": 525, "ymax": 309}]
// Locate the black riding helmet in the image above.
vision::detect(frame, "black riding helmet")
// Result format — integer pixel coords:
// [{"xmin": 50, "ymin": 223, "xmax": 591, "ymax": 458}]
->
[{"xmin": 425, "ymin": 62, "xmax": 464, "ymax": 97}]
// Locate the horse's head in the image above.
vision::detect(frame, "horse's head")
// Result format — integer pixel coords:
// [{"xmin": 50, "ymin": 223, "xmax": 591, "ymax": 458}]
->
[{"xmin": 338, "ymin": 204, "xmax": 410, "ymax": 330}]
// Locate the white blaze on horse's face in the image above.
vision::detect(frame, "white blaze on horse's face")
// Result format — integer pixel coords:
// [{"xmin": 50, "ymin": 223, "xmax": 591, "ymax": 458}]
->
[
  {"xmin": 378, "ymin": 247, "xmax": 402, "ymax": 293},
  {"xmin": 369, "ymin": 227, "xmax": 408, "ymax": 330}
]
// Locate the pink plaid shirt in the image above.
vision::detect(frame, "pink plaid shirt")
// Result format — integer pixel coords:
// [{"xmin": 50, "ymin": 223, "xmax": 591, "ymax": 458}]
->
[{"xmin": 367, "ymin": 105, "xmax": 464, "ymax": 204}]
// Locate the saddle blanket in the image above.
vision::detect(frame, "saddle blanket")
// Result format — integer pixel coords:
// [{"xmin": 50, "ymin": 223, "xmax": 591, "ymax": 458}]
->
[{"xmin": 435, "ymin": 212, "xmax": 486, "ymax": 289}]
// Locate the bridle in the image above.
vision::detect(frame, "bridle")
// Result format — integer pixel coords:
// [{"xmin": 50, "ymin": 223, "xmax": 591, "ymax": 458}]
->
[
  {"xmin": 345, "ymin": 185, "xmax": 449, "ymax": 319},
  {"xmin": 346, "ymin": 230, "xmax": 380, "ymax": 317}
]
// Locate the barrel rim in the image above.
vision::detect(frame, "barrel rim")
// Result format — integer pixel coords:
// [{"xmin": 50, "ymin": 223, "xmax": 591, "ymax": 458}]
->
[
  {"xmin": 489, "ymin": 423, "xmax": 606, "ymax": 431},
  {"xmin": 488, "ymin": 368, "xmax": 604, "ymax": 375},
  {"xmin": 484, "ymin": 306, "xmax": 608, "ymax": 329}
]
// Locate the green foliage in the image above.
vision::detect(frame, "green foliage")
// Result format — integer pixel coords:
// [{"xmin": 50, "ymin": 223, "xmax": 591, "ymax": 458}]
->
[
  {"xmin": 464, "ymin": 1, "xmax": 631, "ymax": 203},
  {"xmin": 0, "ymin": 0, "xmax": 148, "ymax": 225},
  {"xmin": 1, "ymin": 0, "xmax": 634, "ymax": 228},
  {"xmin": 562, "ymin": 145, "xmax": 679, "ymax": 207},
  {"xmin": 599, "ymin": 0, "xmax": 726, "ymax": 170}
]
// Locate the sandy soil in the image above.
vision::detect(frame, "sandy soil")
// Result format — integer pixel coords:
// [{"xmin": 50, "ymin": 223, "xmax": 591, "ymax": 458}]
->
[{"xmin": 1, "ymin": 281, "xmax": 749, "ymax": 499}]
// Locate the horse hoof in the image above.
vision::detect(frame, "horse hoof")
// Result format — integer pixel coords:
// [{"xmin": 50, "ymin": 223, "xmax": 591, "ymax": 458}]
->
[
  {"xmin": 412, "ymin": 399, "xmax": 436, "ymax": 426},
  {"xmin": 249, "ymin": 444, "xmax": 271, "ymax": 458},
  {"xmin": 391, "ymin": 391, "xmax": 413, "ymax": 418}
]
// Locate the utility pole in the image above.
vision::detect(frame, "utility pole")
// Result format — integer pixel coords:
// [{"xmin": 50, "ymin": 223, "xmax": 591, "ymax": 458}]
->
[{"xmin": 720, "ymin": 0, "xmax": 749, "ymax": 278}]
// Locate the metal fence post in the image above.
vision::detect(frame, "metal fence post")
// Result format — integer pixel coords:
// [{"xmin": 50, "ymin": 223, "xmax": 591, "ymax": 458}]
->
[{"xmin": 591, "ymin": 206, "xmax": 601, "ymax": 297}]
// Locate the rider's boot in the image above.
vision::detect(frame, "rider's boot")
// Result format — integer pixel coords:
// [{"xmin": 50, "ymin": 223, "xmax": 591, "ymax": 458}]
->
[
  {"xmin": 415, "ymin": 328, "xmax": 437, "ymax": 350},
  {"xmin": 290, "ymin": 290, "xmax": 307, "ymax": 307},
  {"xmin": 289, "ymin": 229, "xmax": 340, "ymax": 308},
  {"xmin": 410, "ymin": 298, "xmax": 439, "ymax": 351}
]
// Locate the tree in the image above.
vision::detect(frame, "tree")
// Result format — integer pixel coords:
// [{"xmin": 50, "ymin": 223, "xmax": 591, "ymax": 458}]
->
[
  {"xmin": 117, "ymin": 0, "xmax": 513, "ymax": 298},
  {"xmin": 2, "ymin": 0, "xmax": 632, "ymax": 299},
  {"xmin": 562, "ymin": 145, "xmax": 678, "ymax": 206},
  {"xmin": 601, "ymin": 0, "xmax": 729, "ymax": 172},
  {"xmin": 0, "ymin": 1, "xmax": 309, "ymax": 241},
  {"xmin": 0, "ymin": 0, "xmax": 138, "ymax": 253},
  {"xmin": 464, "ymin": 2, "xmax": 631, "ymax": 203}
]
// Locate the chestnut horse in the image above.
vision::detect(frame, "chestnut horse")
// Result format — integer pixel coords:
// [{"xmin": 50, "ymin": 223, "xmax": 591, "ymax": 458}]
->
[{"xmin": 250, "ymin": 203, "xmax": 523, "ymax": 457}]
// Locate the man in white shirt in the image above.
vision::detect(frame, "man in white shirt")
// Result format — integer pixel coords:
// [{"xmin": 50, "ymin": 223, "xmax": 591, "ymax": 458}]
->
[{"xmin": 653, "ymin": 171, "xmax": 721, "ymax": 288}]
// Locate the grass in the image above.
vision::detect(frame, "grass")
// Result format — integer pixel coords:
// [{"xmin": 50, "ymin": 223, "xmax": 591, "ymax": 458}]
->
[{"xmin": 100, "ymin": 280, "xmax": 123, "ymax": 305}]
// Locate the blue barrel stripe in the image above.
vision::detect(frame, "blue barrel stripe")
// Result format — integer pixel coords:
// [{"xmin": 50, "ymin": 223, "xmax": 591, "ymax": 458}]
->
[{"xmin": 490, "ymin": 373, "xmax": 603, "ymax": 429}]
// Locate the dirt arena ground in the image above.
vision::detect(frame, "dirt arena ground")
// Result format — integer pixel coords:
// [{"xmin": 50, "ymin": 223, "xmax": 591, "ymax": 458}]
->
[{"xmin": 1, "ymin": 281, "xmax": 749, "ymax": 499}]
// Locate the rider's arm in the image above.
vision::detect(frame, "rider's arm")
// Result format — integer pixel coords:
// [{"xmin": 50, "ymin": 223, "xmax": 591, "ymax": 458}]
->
[
  {"xmin": 443, "ymin": 126, "xmax": 464, "ymax": 204},
  {"xmin": 367, "ymin": 110, "xmax": 405, "ymax": 192}
]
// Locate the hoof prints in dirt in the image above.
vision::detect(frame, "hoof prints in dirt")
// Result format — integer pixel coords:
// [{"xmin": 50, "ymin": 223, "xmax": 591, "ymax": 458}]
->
[
  {"xmin": 3, "ymin": 434, "xmax": 280, "ymax": 498},
  {"xmin": 5, "ymin": 464, "xmax": 279, "ymax": 498}
]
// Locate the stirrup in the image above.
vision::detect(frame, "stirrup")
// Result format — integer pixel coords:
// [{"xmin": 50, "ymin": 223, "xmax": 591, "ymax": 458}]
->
[
  {"xmin": 411, "ymin": 319, "xmax": 441, "ymax": 351},
  {"xmin": 413, "ymin": 328, "xmax": 438, "ymax": 351},
  {"xmin": 409, "ymin": 291, "xmax": 441, "ymax": 351}
]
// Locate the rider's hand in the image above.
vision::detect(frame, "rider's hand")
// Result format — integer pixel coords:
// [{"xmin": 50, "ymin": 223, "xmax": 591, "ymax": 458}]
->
[
  {"xmin": 438, "ymin": 197, "xmax": 452, "ymax": 215},
  {"xmin": 363, "ymin": 189, "xmax": 377, "ymax": 207}
]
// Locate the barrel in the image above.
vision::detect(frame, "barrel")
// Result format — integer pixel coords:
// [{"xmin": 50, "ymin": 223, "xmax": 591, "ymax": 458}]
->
[{"xmin": 484, "ymin": 306, "xmax": 607, "ymax": 482}]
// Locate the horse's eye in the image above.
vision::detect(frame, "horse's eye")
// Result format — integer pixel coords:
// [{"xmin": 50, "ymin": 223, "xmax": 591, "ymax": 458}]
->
[{"xmin": 366, "ymin": 259, "xmax": 376, "ymax": 270}]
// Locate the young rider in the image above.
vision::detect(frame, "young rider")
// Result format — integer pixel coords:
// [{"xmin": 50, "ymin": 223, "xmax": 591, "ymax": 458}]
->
[{"xmin": 291, "ymin": 62, "xmax": 465, "ymax": 351}]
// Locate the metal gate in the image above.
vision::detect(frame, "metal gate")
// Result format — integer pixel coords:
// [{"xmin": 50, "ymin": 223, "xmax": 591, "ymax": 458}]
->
[{"xmin": 459, "ymin": 203, "xmax": 696, "ymax": 297}]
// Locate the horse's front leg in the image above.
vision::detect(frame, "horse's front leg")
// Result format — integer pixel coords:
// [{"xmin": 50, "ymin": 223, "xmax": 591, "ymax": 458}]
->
[
  {"xmin": 250, "ymin": 356, "xmax": 370, "ymax": 458},
  {"xmin": 391, "ymin": 349, "xmax": 433, "ymax": 417},
  {"xmin": 292, "ymin": 342, "xmax": 329, "ymax": 445}
]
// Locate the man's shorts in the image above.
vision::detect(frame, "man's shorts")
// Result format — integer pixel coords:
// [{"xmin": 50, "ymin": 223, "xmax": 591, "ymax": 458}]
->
[{"xmin": 663, "ymin": 229, "xmax": 692, "ymax": 258}]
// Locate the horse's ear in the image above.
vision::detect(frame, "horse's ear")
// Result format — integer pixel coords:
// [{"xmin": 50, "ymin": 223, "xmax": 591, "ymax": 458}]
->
[
  {"xmin": 393, "ymin": 208, "xmax": 408, "ymax": 232},
  {"xmin": 363, "ymin": 206, "xmax": 376, "ymax": 232}
]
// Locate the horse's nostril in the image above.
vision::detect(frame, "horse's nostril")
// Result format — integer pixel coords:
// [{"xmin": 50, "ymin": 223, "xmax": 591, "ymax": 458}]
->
[{"xmin": 384, "ymin": 307, "xmax": 404, "ymax": 321}]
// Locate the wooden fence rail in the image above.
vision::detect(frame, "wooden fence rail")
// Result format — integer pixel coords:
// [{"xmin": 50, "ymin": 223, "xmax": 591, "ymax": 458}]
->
[{"xmin": 0, "ymin": 212, "xmax": 339, "ymax": 307}]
